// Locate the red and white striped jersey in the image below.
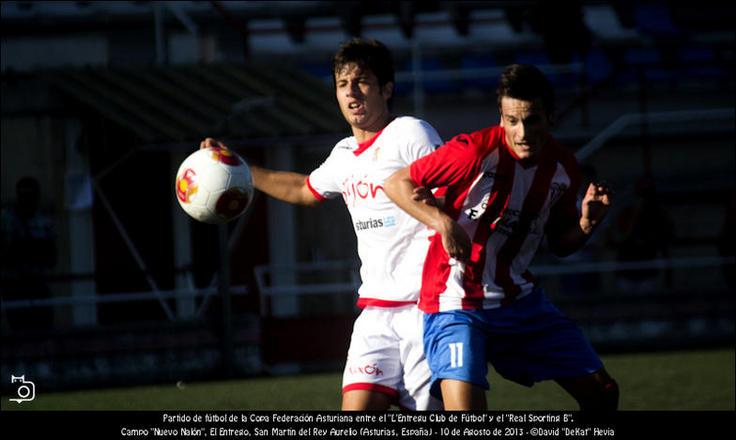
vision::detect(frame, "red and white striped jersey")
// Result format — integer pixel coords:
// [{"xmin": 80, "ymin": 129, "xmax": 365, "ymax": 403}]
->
[
  {"xmin": 409, "ymin": 125, "xmax": 582, "ymax": 313},
  {"xmin": 307, "ymin": 116, "xmax": 443, "ymax": 307}
]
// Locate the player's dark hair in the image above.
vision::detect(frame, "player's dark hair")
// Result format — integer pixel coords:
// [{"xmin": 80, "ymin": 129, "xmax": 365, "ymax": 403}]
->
[
  {"xmin": 332, "ymin": 38, "xmax": 395, "ymax": 88},
  {"xmin": 496, "ymin": 64, "xmax": 555, "ymax": 120}
]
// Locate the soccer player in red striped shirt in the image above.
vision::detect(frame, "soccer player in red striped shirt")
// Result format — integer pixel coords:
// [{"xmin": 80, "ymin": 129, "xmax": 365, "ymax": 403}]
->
[{"xmin": 384, "ymin": 64, "xmax": 618, "ymax": 411}]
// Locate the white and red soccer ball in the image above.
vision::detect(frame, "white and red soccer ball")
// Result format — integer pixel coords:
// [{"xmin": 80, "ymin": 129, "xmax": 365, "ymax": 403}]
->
[{"xmin": 175, "ymin": 147, "xmax": 254, "ymax": 224}]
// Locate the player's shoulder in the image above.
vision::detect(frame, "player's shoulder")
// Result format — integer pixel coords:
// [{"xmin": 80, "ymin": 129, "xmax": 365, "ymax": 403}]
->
[
  {"xmin": 448, "ymin": 125, "xmax": 503, "ymax": 152},
  {"xmin": 388, "ymin": 116, "xmax": 440, "ymax": 138},
  {"xmin": 547, "ymin": 136, "xmax": 581, "ymax": 177},
  {"xmin": 478, "ymin": 124, "xmax": 506, "ymax": 140},
  {"xmin": 331, "ymin": 135, "xmax": 357, "ymax": 154}
]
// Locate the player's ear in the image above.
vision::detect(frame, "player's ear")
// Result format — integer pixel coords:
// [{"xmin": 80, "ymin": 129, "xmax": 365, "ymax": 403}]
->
[{"xmin": 382, "ymin": 81, "xmax": 394, "ymax": 101}]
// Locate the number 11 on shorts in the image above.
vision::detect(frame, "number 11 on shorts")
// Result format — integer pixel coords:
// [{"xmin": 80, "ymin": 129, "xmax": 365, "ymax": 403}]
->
[{"xmin": 448, "ymin": 342, "xmax": 463, "ymax": 368}]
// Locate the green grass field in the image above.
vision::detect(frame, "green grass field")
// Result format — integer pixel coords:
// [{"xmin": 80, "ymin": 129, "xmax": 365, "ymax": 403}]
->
[{"xmin": 3, "ymin": 348, "xmax": 733, "ymax": 411}]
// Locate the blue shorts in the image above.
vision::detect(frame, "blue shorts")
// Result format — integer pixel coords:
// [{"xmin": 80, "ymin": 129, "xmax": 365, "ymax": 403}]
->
[{"xmin": 423, "ymin": 288, "xmax": 603, "ymax": 398}]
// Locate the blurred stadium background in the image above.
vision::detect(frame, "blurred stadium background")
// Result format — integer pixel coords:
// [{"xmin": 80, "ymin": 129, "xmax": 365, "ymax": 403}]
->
[{"xmin": 1, "ymin": 1, "xmax": 734, "ymax": 409}]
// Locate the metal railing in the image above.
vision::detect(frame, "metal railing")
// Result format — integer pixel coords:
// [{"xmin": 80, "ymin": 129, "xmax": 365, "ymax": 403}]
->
[
  {"xmin": 575, "ymin": 108, "xmax": 734, "ymax": 161},
  {"xmin": 254, "ymin": 260, "xmax": 360, "ymax": 316},
  {"xmin": 1, "ymin": 284, "xmax": 248, "ymax": 310},
  {"xmin": 251, "ymin": 255, "xmax": 733, "ymax": 308}
]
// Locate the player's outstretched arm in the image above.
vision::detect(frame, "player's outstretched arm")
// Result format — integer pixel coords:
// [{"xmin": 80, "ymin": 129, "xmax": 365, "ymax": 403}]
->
[
  {"xmin": 384, "ymin": 167, "xmax": 470, "ymax": 261},
  {"xmin": 249, "ymin": 166, "xmax": 320, "ymax": 206},
  {"xmin": 199, "ymin": 138, "xmax": 320, "ymax": 207},
  {"xmin": 548, "ymin": 182, "xmax": 613, "ymax": 256}
]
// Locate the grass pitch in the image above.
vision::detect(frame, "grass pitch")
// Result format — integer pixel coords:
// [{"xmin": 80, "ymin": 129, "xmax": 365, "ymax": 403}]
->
[{"xmin": 3, "ymin": 348, "xmax": 733, "ymax": 411}]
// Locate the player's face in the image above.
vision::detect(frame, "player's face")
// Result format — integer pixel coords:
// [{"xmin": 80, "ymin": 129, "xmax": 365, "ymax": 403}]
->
[
  {"xmin": 499, "ymin": 96, "xmax": 551, "ymax": 163},
  {"xmin": 335, "ymin": 63, "xmax": 392, "ymax": 135}
]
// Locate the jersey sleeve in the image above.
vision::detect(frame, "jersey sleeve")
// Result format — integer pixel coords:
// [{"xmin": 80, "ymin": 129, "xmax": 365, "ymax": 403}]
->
[
  {"xmin": 307, "ymin": 143, "xmax": 347, "ymax": 200},
  {"xmin": 409, "ymin": 128, "xmax": 496, "ymax": 189}
]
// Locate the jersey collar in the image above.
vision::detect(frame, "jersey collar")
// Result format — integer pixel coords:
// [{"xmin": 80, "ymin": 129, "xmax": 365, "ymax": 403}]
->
[{"xmin": 353, "ymin": 122, "xmax": 390, "ymax": 156}]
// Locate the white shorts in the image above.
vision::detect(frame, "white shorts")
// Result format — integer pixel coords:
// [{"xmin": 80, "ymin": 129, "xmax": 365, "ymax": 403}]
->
[{"xmin": 342, "ymin": 304, "xmax": 442, "ymax": 410}]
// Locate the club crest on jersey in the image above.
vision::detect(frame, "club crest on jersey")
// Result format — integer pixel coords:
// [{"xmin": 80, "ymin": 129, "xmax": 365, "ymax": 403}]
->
[
  {"xmin": 372, "ymin": 145, "xmax": 381, "ymax": 161},
  {"xmin": 176, "ymin": 169, "xmax": 198, "ymax": 203}
]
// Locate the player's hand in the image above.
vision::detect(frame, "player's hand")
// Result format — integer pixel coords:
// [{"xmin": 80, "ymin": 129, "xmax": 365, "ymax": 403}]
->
[
  {"xmin": 412, "ymin": 186, "xmax": 438, "ymax": 207},
  {"xmin": 200, "ymin": 137, "xmax": 228, "ymax": 150},
  {"xmin": 580, "ymin": 181, "xmax": 613, "ymax": 234},
  {"xmin": 438, "ymin": 219, "xmax": 471, "ymax": 262}
]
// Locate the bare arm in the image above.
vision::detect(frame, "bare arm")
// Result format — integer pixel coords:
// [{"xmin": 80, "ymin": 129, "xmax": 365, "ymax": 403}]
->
[
  {"xmin": 200, "ymin": 138, "xmax": 320, "ymax": 207},
  {"xmin": 249, "ymin": 165, "xmax": 320, "ymax": 206},
  {"xmin": 384, "ymin": 167, "xmax": 471, "ymax": 261},
  {"xmin": 547, "ymin": 182, "xmax": 613, "ymax": 257}
]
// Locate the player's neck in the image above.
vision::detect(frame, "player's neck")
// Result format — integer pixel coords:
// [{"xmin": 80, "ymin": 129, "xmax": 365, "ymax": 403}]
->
[{"xmin": 352, "ymin": 114, "xmax": 393, "ymax": 143}]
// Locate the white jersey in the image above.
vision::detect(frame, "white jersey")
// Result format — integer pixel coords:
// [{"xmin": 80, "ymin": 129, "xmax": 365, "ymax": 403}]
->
[{"xmin": 307, "ymin": 116, "xmax": 442, "ymax": 306}]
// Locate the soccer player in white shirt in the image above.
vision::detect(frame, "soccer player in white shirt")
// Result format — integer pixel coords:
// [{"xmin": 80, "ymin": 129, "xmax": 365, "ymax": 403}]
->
[
  {"xmin": 201, "ymin": 38, "xmax": 442, "ymax": 410},
  {"xmin": 385, "ymin": 64, "xmax": 618, "ymax": 411}
]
